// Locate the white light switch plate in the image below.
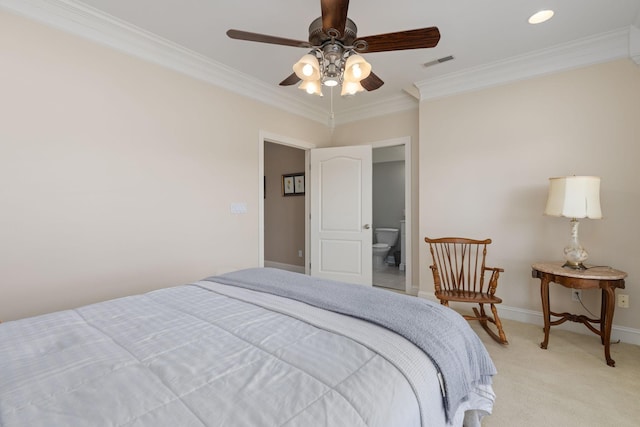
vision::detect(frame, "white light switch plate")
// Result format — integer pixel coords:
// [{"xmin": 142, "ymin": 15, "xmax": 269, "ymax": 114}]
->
[{"xmin": 230, "ymin": 203, "xmax": 247, "ymax": 214}]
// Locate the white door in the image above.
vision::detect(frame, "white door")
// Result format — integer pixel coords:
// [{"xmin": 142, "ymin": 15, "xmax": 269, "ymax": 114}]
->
[{"xmin": 310, "ymin": 145, "xmax": 372, "ymax": 285}]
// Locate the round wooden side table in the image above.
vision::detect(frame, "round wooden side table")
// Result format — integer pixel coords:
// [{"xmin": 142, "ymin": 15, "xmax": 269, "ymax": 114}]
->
[{"xmin": 532, "ymin": 262, "xmax": 627, "ymax": 367}]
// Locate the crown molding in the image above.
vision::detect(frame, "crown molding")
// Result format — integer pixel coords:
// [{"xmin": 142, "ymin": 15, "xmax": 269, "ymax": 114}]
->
[
  {"xmin": 2, "ymin": 0, "xmax": 637, "ymax": 126},
  {"xmin": 0, "ymin": 0, "xmax": 330, "ymax": 125},
  {"xmin": 333, "ymin": 93, "xmax": 418, "ymax": 126},
  {"xmin": 415, "ymin": 27, "xmax": 632, "ymax": 101}
]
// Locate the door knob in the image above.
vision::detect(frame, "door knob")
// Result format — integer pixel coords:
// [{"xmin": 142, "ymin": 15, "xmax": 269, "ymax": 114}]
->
[{"xmin": 363, "ymin": 224, "xmax": 371, "ymax": 229}]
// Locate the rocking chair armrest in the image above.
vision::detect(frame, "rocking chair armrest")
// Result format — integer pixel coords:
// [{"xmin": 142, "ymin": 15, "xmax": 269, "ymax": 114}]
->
[
  {"xmin": 428, "ymin": 265, "xmax": 442, "ymax": 290},
  {"xmin": 428, "ymin": 264, "xmax": 439, "ymax": 280},
  {"xmin": 482, "ymin": 266, "xmax": 503, "ymax": 295},
  {"xmin": 483, "ymin": 267, "xmax": 504, "ymax": 282}
]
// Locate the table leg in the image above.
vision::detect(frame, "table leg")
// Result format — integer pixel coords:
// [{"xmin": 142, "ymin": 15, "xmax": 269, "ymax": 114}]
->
[
  {"xmin": 600, "ymin": 289, "xmax": 607, "ymax": 345},
  {"xmin": 540, "ymin": 276, "xmax": 551, "ymax": 349},
  {"xmin": 602, "ymin": 286, "xmax": 616, "ymax": 367}
]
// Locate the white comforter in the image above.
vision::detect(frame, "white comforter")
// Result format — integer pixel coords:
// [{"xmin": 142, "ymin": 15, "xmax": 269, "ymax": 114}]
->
[{"xmin": 0, "ymin": 280, "xmax": 494, "ymax": 426}]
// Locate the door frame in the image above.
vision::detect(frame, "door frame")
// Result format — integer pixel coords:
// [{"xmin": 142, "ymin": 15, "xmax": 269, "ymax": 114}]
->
[
  {"xmin": 259, "ymin": 131, "xmax": 413, "ymax": 294},
  {"xmin": 371, "ymin": 137, "xmax": 413, "ymax": 295}
]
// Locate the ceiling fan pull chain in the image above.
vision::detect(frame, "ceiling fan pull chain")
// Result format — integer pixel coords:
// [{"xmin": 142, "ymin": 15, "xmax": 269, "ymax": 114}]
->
[{"xmin": 329, "ymin": 86, "xmax": 335, "ymax": 128}]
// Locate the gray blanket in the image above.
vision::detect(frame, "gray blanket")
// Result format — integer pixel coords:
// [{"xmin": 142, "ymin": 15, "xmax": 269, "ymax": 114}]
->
[{"xmin": 205, "ymin": 268, "xmax": 496, "ymax": 423}]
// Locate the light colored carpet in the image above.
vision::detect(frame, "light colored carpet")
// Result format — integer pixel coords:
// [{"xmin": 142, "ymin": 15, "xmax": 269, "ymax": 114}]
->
[{"xmin": 466, "ymin": 317, "xmax": 640, "ymax": 426}]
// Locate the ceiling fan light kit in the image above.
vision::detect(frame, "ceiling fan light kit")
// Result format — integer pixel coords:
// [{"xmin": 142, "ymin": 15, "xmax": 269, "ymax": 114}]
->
[
  {"xmin": 293, "ymin": 50, "xmax": 371, "ymax": 96},
  {"xmin": 227, "ymin": 0, "xmax": 440, "ymax": 98}
]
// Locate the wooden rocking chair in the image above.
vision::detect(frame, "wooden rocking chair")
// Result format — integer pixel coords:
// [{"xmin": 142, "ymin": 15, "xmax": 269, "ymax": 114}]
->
[{"xmin": 425, "ymin": 237, "xmax": 508, "ymax": 344}]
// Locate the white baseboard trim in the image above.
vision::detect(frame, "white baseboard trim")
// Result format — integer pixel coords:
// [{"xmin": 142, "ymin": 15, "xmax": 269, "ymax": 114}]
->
[
  {"xmin": 498, "ymin": 305, "xmax": 640, "ymax": 346},
  {"xmin": 418, "ymin": 290, "xmax": 438, "ymax": 302},
  {"xmin": 418, "ymin": 291, "xmax": 640, "ymax": 346},
  {"xmin": 264, "ymin": 261, "xmax": 305, "ymax": 274}
]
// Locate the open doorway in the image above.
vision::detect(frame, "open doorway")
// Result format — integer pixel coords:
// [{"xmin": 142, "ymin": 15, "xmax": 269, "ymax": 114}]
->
[
  {"xmin": 263, "ymin": 141, "xmax": 307, "ymax": 273},
  {"xmin": 371, "ymin": 143, "xmax": 408, "ymax": 293},
  {"xmin": 258, "ymin": 132, "xmax": 412, "ymax": 294}
]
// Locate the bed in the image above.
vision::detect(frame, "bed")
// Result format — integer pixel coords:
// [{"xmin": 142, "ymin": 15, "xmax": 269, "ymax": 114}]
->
[{"xmin": 0, "ymin": 268, "xmax": 496, "ymax": 426}]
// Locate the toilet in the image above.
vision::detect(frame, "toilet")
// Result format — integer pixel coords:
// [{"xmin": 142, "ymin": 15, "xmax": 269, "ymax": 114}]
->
[{"xmin": 372, "ymin": 228, "xmax": 399, "ymax": 267}]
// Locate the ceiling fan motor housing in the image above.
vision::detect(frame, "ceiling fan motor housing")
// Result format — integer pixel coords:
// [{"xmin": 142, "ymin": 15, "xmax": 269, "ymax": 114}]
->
[{"xmin": 308, "ymin": 16, "xmax": 358, "ymax": 45}]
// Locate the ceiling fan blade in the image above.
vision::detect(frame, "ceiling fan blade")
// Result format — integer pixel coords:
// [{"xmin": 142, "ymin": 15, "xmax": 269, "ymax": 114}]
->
[
  {"xmin": 355, "ymin": 27, "xmax": 440, "ymax": 53},
  {"xmin": 279, "ymin": 73, "xmax": 301, "ymax": 86},
  {"xmin": 361, "ymin": 72, "xmax": 384, "ymax": 91},
  {"xmin": 321, "ymin": 0, "xmax": 350, "ymax": 37},
  {"xmin": 227, "ymin": 29, "xmax": 312, "ymax": 48}
]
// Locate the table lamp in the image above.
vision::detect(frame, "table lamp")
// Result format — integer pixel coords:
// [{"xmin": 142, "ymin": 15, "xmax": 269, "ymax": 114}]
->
[{"xmin": 544, "ymin": 176, "xmax": 602, "ymax": 269}]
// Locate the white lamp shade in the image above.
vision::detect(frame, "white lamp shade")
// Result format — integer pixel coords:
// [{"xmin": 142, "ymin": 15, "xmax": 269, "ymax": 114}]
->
[
  {"xmin": 297, "ymin": 79, "xmax": 323, "ymax": 96},
  {"xmin": 544, "ymin": 176, "xmax": 602, "ymax": 219},
  {"xmin": 293, "ymin": 54, "xmax": 321, "ymax": 81},
  {"xmin": 343, "ymin": 54, "xmax": 371, "ymax": 83},
  {"xmin": 340, "ymin": 80, "xmax": 365, "ymax": 96}
]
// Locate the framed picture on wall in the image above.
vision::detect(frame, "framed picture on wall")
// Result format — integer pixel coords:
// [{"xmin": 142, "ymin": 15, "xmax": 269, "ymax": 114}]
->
[
  {"xmin": 294, "ymin": 174, "xmax": 305, "ymax": 195},
  {"xmin": 282, "ymin": 173, "xmax": 304, "ymax": 196},
  {"xmin": 282, "ymin": 175, "xmax": 294, "ymax": 195}
]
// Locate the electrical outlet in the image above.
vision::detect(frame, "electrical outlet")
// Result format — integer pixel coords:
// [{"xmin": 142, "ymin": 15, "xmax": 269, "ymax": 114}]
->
[
  {"xmin": 618, "ymin": 294, "xmax": 629, "ymax": 308},
  {"xmin": 571, "ymin": 290, "xmax": 582, "ymax": 302},
  {"xmin": 298, "ymin": 250, "xmax": 303, "ymax": 258}
]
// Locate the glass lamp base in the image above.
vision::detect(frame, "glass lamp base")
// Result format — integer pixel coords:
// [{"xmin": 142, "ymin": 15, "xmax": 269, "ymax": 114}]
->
[
  {"xmin": 562, "ymin": 219, "xmax": 589, "ymax": 270},
  {"xmin": 562, "ymin": 260, "xmax": 587, "ymax": 270}
]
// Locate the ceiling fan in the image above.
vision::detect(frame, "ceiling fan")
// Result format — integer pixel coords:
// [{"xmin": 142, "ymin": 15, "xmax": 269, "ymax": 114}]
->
[{"xmin": 226, "ymin": 0, "xmax": 440, "ymax": 97}]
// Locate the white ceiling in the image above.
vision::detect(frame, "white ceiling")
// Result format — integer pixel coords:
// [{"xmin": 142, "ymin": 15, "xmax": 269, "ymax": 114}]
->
[{"xmin": 6, "ymin": 0, "xmax": 640, "ymax": 124}]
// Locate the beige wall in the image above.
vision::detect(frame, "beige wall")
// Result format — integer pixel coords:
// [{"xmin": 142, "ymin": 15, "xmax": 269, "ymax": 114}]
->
[
  {"xmin": 0, "ymin": 11, "xmax": 330, "ymax": 320},
  {"xmin": 419, "ymin": 59, "xmax": 640, "ymax": 331},
  {"xmin": 264, "ymin": 142, "xmax": 305, "ymax": 267}
]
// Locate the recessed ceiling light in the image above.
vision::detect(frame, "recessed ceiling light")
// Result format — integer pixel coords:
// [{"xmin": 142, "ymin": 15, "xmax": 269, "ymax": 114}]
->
[{"xmin": 528, "ymin": 10, "xmax": 555, "ymax": 24}]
